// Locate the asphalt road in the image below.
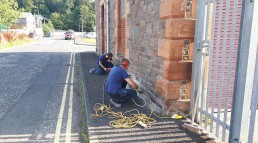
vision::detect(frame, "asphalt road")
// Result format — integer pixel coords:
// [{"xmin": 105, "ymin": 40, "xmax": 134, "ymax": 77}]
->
[{"xmin": 0, "ymin": 32, "xmax": 95, "ymax": 143}]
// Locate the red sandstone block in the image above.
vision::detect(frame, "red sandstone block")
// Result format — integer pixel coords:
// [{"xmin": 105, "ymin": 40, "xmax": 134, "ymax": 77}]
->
[
  {"xmin": 115, "ymin": 0, "xmax": 121, "ymax": 27},
  {"xmin": 163, "ymin": 60, "xmax": 192, "ymax": 80},
  {"xmin": 187, "ymin": 0, "xmax": 197, "ymax": 19},
  {"xmin": 125, "ymin": 48, "xmax": 129, "ymax": 59},
  {"xmin": 185, "ymin": 82, "xmax": 191, "ymax": 99},
  {"xmin": 158, "ymin": 39, "xmax": 194, "ymax": 61},
  {"xmin": 160, "ymin": 0, "xmax": 197, "ymax": 19},
  {"xmin": 160, "ymin": 0, "xmax": 185, "ymax": 19},
  {"xmin": 157, "ymin": 78, "xmax": 191, "ymax": 101},
  {"xmin": 164, "ymin": 99, "xmax": 190, "ymax": 113},
  {"xmin": 165, "ymin": 19, "xmax": 195, "ymax": 39},
  {"xmin": 156, "ymin": 78, "xmax": 181, "ymax": 100},
  {"xmin": 126, "ymin": 1, "xmax": 130, "ymax": 15},
  {"xmin": 126, "ymin": 26, "xmax": 129, "ymax": 38},
  {"xmin": 158, "ymin": 39, "xmax": 182, "ymax": 61}
]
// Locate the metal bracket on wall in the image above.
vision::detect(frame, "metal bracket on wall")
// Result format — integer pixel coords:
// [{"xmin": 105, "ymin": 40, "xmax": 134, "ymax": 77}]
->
[{"xmin": 197, "ymin": 40, "xmax": 209, "ymax": 55}]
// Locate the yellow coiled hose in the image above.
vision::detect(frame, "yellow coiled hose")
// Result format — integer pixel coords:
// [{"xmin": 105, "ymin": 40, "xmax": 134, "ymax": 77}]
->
[{"xmin": 91, "ymin": 103, "xmax": 156, "ymax": 128}]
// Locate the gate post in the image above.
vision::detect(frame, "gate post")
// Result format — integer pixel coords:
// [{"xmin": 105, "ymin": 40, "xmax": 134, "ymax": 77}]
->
[
  {"xmin": 229, "ymin": 0, "xmax": 258, "ymax": 142},
  {"xmin": 190, "ymin": 0, "xmax": 206, "ymax": 120}
]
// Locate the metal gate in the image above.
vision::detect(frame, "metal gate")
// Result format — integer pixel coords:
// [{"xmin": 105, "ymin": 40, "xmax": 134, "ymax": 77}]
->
[{"xmin": 190, "ymin": 0, "xmax": 258, "ymax": 142}]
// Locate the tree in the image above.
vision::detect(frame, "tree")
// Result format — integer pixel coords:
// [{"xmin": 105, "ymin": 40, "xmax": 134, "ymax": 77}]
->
[
  {"xmin": 17, "ymin": 0, "xmax": 34, "ymax": 12},
  {"xmin": 38, "ymin": 4, "xmax": 51, "ymax": 18},
  {"xmin": 74, "ymin": 0, "xmax": 83, "ymax": 7},
  {"xmin": 15, "ymin": 0, "xmax": 96, "ymax": 31},
  {"xmin": 79, "ymin": 0, "xmax": 95, "ymax": 32},
  {"xmin": 43, "ymin": 24, "xmax": 50, "ymax": 35},
  {"xmin": 50, "ymin": 12, "xmax": 64, "ymax": 29},
  {"xmin": 45, "ymin": 0, "xmax": 64, "ymax": 13},
  {"xmin": 0, "ymin": 0, "xmax": 21, "ymax": 27},
  {"xmin": 84, "ymin": 13, "xmax": 95, "ymax": 32},
  {"xmin": 64, "ymin": 0, "xmax": 75, "ymax": 11},
  {"xmin": 47, "ymin": 21, "xmax": 54, "ymax": 30},
  {"xmin": 43, "ymin": 22, "xmax": 54, "ymax": 35}
]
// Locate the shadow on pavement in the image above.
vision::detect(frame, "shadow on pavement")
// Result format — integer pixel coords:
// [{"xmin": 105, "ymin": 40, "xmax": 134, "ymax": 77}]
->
[{"xmin": 80, "ymin": 52, "xmax": 210, "ymax": 143}]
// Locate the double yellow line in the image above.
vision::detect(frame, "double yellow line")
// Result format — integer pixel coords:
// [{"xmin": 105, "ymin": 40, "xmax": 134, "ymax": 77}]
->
[{"xmin": 54, "ymin": 53, "xmax": 75, "ymax": 143}]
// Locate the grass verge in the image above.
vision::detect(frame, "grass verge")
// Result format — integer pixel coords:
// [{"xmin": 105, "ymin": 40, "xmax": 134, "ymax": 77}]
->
[
  {"xmin": 82, "ymin": 38, "xmax": 96, "ymax": 44},
  {"xmin": 80, "ymin": 80, "xmax": 89, "ymax": 143},
  {"xmin": 77, "ymin": 57, "xmax": 89, "ymax": 143},
  {"xmin": 0, "ymin": 38, "xmax": 35, "ymax": 49}
]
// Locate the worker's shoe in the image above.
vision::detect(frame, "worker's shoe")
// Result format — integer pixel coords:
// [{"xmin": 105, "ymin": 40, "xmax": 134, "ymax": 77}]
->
[
  {"xmin": 89, "ymin": 67, "xmax": 96, "ymax": 74},
  {"xmin": 110, "ymin": 99, "xmax": 121, "ymax": 108}
]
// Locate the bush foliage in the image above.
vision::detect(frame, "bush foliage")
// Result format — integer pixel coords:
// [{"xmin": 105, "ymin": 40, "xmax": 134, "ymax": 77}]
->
[
  {"xmin": 43, "ymin": 22, "xmax": 54, "ymax": 35},
  {"xmin": 0, "ymin": 32, "xmax": 29, "ymax": 48}
]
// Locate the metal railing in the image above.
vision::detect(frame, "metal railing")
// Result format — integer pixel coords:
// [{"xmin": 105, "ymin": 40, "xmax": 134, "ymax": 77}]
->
[{"xmin": 191, "ymin": 0, "xmax": 258, "ymax": 142}]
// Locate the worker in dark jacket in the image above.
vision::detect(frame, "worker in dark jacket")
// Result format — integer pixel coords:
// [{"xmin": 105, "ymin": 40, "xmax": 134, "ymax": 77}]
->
[
  {"xmin": 90, "ymin": 53, "xmax": 114, "ymax": 75},
  {"xmin": 105, "ymin": 58, "xmax": 140, "ymax": 107}
]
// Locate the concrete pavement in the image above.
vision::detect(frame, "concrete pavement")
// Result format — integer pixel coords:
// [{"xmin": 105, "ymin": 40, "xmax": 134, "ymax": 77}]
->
[{"xmin": 79, "ymin": 50, "xmax": 210, "ymax": 142}]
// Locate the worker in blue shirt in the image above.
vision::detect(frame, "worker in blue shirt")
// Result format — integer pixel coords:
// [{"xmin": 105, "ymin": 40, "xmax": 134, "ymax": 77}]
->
[
  {"xmin": 90, "ymin": 53, "xmax": 114, "ymax": 75},
  {"xmin": 105, "ymin": 58, "xmax": 140, "ymax": 107}
]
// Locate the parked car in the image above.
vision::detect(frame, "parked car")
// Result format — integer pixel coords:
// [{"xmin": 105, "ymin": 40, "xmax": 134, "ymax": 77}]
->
[
  {"xmin": 83, "ymin": 32, "xmax": 96, "ymax": 39},
  {"xmin": 64, "ymin": 31, "xmax": 74, "ymax": 40}
]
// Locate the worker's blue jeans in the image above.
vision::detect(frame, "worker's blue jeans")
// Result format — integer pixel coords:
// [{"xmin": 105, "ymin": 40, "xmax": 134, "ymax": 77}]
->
[
  {"xmin": 90, "ymin": 62, "xmax": 113, "ymax": 75},
  {"xmin": 107, "ymin": 89, "xmax": 137, "ymax": 104}
]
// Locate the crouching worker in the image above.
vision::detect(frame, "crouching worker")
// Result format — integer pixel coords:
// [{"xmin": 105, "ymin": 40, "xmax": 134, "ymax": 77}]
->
[
  {"xmin": 90, "ymin": 53, "xmax": 114, "ymax": 75},
  {"xmin": 105, "ymin": 58, "xmax": 140, "ymax": 107}
]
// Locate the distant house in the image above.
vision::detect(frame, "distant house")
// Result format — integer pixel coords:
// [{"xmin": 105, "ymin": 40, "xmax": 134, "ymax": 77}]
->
[
  {"xmin": 11, "ymin": 12, "xmax": 50, "ymax": 37},
  {"xmin": 34, "ymin": 15, "xmax": 43, "ymax": 29},
  {"xmin": 33, "ymin": 15, "xmax": 47, "ymax": 37},
  {"xmin": 34, "ymin": 14, "xmax": 50, "ymax": 27},
  {"xmin": 11, "ymin": 12, "xmax": 36, "ymax": 35}
]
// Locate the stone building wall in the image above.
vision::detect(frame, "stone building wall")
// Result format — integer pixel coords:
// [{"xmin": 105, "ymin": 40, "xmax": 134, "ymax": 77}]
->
[
  {"xmin": 95, "ymin": 1, "xmax": 100, "ymax": 53},
  {"xmin": 95, "ymin": 0, "xmax": 196, "ymax": 115},
  {"xmin": 125, "ymin": 0, "xmax": 165, "ymax": 107}
]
